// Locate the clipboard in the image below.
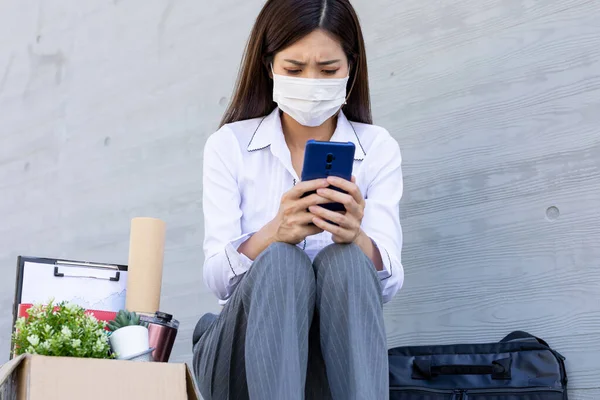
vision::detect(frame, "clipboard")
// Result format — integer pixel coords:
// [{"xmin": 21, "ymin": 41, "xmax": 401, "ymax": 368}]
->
[{"xmin": 12, "ymin": 256, "xmax": 129, "ymax": 332}]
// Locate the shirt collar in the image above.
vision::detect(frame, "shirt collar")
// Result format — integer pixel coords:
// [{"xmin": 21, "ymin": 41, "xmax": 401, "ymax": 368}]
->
[{"xmin": 246, "ymin": 108, "xmax": 367, "ymax": 161}]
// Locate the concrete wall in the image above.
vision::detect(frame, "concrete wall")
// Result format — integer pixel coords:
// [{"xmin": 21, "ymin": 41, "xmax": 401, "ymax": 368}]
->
[{"xmin": 1, "ymin": 0, "xmax": 599, "ymax": 397}]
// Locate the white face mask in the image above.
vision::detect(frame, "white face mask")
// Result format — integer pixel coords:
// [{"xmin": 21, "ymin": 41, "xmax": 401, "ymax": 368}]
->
[{"xmin": 272, "ymin": 68, "xmax": 349, "ymax": 127}]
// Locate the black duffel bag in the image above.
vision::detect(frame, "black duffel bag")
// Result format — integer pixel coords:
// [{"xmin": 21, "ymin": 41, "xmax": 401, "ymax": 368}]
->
[{"xmin": 389, "ymin": 331, "xmax": 568, "ymax": 399}]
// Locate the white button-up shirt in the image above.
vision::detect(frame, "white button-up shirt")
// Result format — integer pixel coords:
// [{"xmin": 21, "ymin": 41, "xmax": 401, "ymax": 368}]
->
[{"xmin": 202, "ymin": 108, "xmax": 404, "ymax": 304}]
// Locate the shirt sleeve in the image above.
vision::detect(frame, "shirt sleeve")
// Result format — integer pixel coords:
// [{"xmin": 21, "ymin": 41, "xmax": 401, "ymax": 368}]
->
[
  {"xmin": 202, "ymin": 129, "xmax": 254, "ymax": 301},
  {"xmin": 361, "ymin": 134, "xmax": 405, "ymax": 303}
]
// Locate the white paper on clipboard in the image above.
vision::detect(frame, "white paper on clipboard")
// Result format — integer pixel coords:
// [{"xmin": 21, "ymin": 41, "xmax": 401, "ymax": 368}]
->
[{"xmin": 20, "ymin": 261, "xmax": 127, "ymax": 312}]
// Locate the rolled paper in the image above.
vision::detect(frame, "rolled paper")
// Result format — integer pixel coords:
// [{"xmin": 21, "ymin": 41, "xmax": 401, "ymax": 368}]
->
[{"xmin": 125, "ymin": 217, "xmax": 166, "ymax": 314}]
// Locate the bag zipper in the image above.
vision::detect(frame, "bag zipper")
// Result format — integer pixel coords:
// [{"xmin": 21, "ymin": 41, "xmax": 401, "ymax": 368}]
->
[
  {"xmin": 466, "ymin": 387, "xmax": 563, "ymax": 393},
  {"xmin": 463, "ymin": 386, "xmax": 563, "ymax": 398},
  {"xmin": 551, "ymin": 349, "xmax": 568, "ymax": 386},
  {"xmin": 390, "ymin": 386, "xmax": 464, "ymax": 399},
  {"xmin": 391, "ymin": 386, "xmax": 563, "ymax": 398}
]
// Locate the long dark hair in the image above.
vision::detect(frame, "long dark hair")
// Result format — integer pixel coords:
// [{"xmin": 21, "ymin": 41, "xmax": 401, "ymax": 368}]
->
[{"xmin": 220, "ymin": 0, "xmax": 372, "ymax": 127}]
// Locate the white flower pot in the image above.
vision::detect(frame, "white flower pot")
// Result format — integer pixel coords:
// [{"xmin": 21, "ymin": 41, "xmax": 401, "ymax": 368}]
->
[{"xmin": 109, "ymin": 325, "xmax": 149, "ymax": 360}]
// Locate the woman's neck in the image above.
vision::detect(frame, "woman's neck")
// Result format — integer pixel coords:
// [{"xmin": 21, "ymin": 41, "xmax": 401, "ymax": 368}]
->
[{"xmin": 281, "ymin": 112, "xmax": 337, "ymax": 152}]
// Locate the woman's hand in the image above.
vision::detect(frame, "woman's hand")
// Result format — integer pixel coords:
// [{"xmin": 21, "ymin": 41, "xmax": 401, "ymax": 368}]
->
[
  {"xmin": 308, "ymin": 176, "xmax": 365, "ymax": 244},
  {"xmin": 238, "ymin": 179, "xmax": 331, "ymax": 261},
  {"xmin": 270, "ymin": 179, "xmax": 331, "ymax": 245}
]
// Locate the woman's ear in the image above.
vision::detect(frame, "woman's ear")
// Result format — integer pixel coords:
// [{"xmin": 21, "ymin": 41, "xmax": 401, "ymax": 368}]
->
[{"xmin": 264, "ymin": 57, "xmax": 274, "ymax": 79}]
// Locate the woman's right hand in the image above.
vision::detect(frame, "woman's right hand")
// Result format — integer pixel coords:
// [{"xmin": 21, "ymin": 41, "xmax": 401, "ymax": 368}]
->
[{"xmin": 269, "ymin": 179, "xmax": 330, "ymax": 245}]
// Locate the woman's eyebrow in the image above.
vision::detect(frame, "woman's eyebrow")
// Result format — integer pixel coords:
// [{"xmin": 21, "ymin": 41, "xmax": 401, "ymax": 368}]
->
[
  {"xmin": 283, "ymin": 59, "xmax": 341, "ymax": 66},
  {"xmin": 318, "ymin": 59, "xmax": 341, "ymax": 66}
]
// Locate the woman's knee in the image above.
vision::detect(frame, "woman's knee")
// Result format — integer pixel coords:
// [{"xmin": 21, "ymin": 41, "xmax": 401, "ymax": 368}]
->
[
  {"xmin": 313, "ymin": 243, "xmax": 377, "ymax": 282},
  {"xmin": 251, "ymin": 242, "xmax": 315, "ymax": 286}
]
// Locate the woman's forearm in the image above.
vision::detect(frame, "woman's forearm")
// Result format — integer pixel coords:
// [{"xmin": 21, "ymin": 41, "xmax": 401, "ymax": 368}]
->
[
  {"xmin": 237, "ymin": 221, "xmax": 278, "ymax": 261},
  {"xmin": 239, "ymin": 224, "xmax": 383, "ymax": 271},
  {"xmin": 354, "ymin": 229, "xmax": 384, "ymax": 271}
]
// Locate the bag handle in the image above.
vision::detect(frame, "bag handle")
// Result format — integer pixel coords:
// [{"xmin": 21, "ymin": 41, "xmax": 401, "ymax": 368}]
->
[
  {"xmin": 500, "ymin": 331, "xmax": 565, "ymax": 361},
  {"xmin": 412, "ymin": 357, "xmax": 511, "ymax": 380},
  {"xmin": 500, "ymin": 331, "xmax": 549, "ymax": 347}
]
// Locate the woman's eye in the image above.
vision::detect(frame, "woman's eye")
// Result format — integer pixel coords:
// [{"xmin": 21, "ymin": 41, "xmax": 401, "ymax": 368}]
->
[
  {"xmin": 286, "ymin": 69, "xmax": 302, "ymax": 75},
  {"xmin": 323, "ymin": 69, "xmax": 339, "ymax": 75}
]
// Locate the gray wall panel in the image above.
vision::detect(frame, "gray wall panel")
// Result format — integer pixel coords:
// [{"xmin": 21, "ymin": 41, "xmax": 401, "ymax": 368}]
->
[{"xmin": 1, "ymin": 0, "xmax": 598, "ymax": 395}]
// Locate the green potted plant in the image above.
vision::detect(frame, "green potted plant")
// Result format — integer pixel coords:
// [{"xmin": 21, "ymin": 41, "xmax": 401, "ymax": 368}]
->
[
  {"xmin": 12, "ymin": 300, "xmax": 112, "ymax": 359},
  {"xmin": 107, "ymin": 310, "xmax": 150, "ymax": 360}
]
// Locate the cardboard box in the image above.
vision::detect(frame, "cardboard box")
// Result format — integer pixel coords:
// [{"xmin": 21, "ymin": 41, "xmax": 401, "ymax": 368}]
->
[{"xmin": 0, "ymin": 354, "xmax": 200, "ymax": 400}]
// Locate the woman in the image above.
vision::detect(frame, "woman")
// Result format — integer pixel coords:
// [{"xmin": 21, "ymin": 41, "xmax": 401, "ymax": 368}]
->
[{"xmin": 193, "ymin": 1, "xmax": 404, "ymax": 399}]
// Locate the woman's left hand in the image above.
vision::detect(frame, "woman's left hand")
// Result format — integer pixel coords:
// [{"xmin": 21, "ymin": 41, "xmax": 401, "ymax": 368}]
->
[{"xmin": 309, "ymin": 176, "xmax": 365, "ymax": 244}]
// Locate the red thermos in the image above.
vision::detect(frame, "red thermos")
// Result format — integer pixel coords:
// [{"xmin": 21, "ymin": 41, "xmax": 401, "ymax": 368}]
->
[{"xmin": 142, "ymin": 311, "xmax": 179, "ymax": 362}]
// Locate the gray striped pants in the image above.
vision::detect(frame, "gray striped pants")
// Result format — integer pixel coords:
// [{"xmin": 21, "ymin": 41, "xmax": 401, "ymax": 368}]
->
[{"xmin": 192, "ymin": 242, "xmax": 388, "ymax": 400}]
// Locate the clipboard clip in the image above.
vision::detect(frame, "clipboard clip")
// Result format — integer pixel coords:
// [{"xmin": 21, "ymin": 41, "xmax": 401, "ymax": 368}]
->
[{"xmin": 54, "ymin": 260, "xmax": 121, "ymax": 282}]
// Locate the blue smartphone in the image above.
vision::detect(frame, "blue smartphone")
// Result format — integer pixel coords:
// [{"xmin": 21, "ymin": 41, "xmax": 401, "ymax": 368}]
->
[{"xmin": 301, "ymin": 140, "xmax": 356, "ymax": 212}]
